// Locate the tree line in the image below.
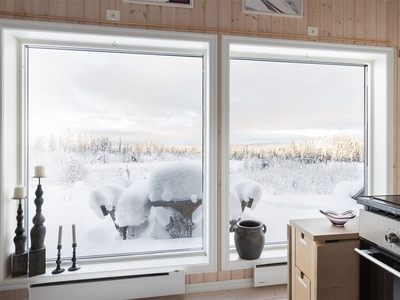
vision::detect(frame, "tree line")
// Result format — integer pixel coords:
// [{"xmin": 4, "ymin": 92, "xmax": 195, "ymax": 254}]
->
[
  {"xmin": 30, "ymin": 129, "xmax": 202, "ymax": 164},
  {"xmin": 230, "ymin": 132, "xmax": 364, "ymax": 164},
  {"xmin": 31, "ymin": 130, "xmax": 363, "ymax": 165}
]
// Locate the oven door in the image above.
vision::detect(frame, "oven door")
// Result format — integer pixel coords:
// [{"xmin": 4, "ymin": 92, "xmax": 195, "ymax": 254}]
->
[{"xmin": 355, "ymin": 239, "xmax": 400, "ymax": 300}]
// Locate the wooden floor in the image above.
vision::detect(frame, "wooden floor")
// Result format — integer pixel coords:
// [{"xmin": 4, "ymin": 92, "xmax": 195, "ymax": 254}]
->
[
  {"xmin": 141, "ymin": 285, "xmax": 288, "ymax": 300},
  {"xmin": 0, "ymin": 284, "xmax": 288, "ymax": 300}
]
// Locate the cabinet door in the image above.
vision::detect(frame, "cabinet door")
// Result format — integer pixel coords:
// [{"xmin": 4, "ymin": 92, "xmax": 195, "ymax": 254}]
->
[
  {"xmin": 295, "ymin": 229, "xmax": 314, "ymax": 279},
  {"xmin": 294, "ymin": 267, "xmax": 311, "ymax": 300},
  {"xmin": 316, "ymin": 239, "xmax": 359, "ymax": 300}
]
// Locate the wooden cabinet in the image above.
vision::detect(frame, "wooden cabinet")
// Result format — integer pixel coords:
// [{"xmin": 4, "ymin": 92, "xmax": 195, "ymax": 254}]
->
[{"xmin": 288, "ymin": 218, "xmax": 359, "ymax": 300}]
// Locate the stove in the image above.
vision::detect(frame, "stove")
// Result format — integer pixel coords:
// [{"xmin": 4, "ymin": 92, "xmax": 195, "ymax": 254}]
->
[
  {"xmin": 357, "ymin": 195, "xmax": 400, "ymax": 256},
  {"xmin": 356, "ymin": 195, "xmax": 400, "ymax": 299}
]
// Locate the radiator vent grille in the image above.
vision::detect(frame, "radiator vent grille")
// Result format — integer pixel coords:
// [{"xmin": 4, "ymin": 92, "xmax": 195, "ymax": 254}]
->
[
  {"xmin": 255, "ymin": 262, "xmax": 287, "ymax": 269},
  {"xmin": 28, "ymin": 270, "xmax": 185, "ymax": 300},
  {"xmin": 30, "ymin": 272, "xmax": 169, "ymax": 288},
  {"xmin": 253, "ymin": 263, "xmax": 287, "ymax": 287}
]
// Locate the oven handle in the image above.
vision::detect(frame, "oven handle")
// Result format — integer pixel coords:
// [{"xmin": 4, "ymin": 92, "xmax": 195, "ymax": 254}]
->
[{"xmin": 355, "ymin": 248, "xmax": 400, "ymax": 278}]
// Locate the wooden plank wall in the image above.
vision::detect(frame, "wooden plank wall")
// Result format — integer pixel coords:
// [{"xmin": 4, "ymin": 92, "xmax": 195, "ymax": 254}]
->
[{"xmin": 0, "ymin": 0, "xmax": 398, "ymax": 299}]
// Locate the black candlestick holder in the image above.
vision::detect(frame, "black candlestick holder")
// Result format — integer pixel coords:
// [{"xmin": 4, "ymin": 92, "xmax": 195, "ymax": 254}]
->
[
  {"xmin": 52, "ymin": 245, "xmax": 65, "ymax": 274},
  {"xmin": 29, "ymin": 177, "xmax": 47, "ymax": 277},
  {"xmin": 13, "ymin": 198, "xmax": 27, "ymax": 253},
  {"xmin": 30, "ymin": 178, "xmax": 46, "ymax": 250},
  {"xmin": 11, "ymin": 197, "xmax": 28, "ymax": 277},
  {"xmin": 68, "ymin": 243, "xmax": 81, "ymax": 271}
]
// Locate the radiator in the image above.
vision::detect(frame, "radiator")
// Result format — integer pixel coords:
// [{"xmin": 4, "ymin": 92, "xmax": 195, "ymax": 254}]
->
[
  {"xmin": 28, "ymin": 270, "xmax": 185, "ymax": 300},
  {"xmin": 253, "ymin": 263, "xmax": 287, "ymax": 287}
]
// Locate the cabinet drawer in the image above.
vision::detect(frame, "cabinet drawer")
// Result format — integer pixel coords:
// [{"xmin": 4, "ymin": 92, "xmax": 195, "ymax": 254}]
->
[
  {"xmin": 295, "ymin": 229, "xmax": 313, "ymax": 277},
  {"xmin": 316, "ymin": 239, "xmax": 359, "ymax": 300},
  {"xmin": 294, "ymin": 267, "xmax": 311, "ymax": 300}
]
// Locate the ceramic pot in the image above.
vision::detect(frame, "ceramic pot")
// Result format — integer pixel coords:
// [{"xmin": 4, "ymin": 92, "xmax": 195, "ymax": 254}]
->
[{"xmin": 233, "ymin": 220, "xmax": 267, "ymax": 260}]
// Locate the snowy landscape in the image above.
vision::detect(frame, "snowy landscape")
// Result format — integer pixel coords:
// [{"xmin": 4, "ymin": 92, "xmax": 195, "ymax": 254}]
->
[
  {"xmin": 26, "ymin": 46, "xmax": 365, "ymax": 260},
  {"xmin": 28, "ymin": 133, "xmax": 364, "ymax": 260}
]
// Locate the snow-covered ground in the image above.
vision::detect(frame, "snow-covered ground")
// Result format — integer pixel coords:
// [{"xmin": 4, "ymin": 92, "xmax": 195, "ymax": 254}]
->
[{"xmin": 27, "ymin": 159, "xmax": 363, "ymax": 260}]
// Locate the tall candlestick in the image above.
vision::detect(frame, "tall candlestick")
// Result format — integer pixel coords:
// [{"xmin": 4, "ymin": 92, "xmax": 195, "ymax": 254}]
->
[
  {"xmin": 13, "ymin": 186, "xmax": 25, "ymax": 199},
  {"xmin": 72, "ymin": 224, "xmax": 76, "ymax": 244},
  {"xmin": 34, "ymin": 166, "xmax": 46, "ymax": 178},
  {"xmin": 57, "ymin": 225, "xmax": 63, "ymax": 246},
  {"xmin": 29, "ymin": 178, "xmax": 46, "ymax": 277},
  {"xmin": 12, "ymin": 196, "xmax": 28, "ymax": 277}
]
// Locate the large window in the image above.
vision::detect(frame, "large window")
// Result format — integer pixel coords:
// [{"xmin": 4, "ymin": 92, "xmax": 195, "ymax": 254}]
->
[
  {"xmin": 27, "ymin": 46, "xmax": 205, "ymax": 259},
  {"xmin": 229, "ymin": 59, "xmax": 366, "ymax": 245},
  {"xmin": 221, "ymin": 36, "xmax": 394, "ymax": 270},
  {"xmin": 0, "ymin": 21, "xmax": 217, "ymax": 283}
]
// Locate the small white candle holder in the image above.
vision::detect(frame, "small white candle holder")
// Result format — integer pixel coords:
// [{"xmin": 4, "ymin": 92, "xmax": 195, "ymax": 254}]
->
[
  {"xmin": 52, "ymin": 245, "xmax": 65, "ymax": 274},
  {"xmin": 69, "ymin": 224, "xmax": 80, "ymax": 271},
  {"xmin": 68, "ymin": 243, "xmax": 81, "ymax": 272}
]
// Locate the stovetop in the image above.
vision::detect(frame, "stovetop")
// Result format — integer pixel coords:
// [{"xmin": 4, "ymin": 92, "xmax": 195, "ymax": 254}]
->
[{"xmin": 357, "ymin": 195, "xmax": 400, "ymax": 217}]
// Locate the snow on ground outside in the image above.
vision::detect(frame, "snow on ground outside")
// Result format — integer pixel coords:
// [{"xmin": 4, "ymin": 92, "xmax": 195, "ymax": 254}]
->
[{"xmin": 28, "ymin": 161, "xmax": 363, "ymax": 259}]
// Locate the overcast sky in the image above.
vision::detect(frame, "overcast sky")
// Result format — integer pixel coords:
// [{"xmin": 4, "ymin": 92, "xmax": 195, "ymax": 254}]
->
[
  {"xmin": 29, "ymin": 47, "xmax": 203, "ymax": 147},
  {"xmin": 230, "ymin": 59, "xmax": 365, "ymax": 145},
  {"xmin": 28, "ymin": 47, "xmax": 364, "ymax": 148}
]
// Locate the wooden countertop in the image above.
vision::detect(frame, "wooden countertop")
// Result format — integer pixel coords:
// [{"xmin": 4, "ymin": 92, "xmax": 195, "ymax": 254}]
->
[{"xmin": 289, "ymin": 217, "xmax": 359, "ymax": 242}]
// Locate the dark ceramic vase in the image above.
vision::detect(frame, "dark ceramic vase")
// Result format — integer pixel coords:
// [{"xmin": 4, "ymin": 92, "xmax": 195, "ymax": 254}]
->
[{"xmin": 233, "ymin": 220, "xmax": 267, "ymax": 260}]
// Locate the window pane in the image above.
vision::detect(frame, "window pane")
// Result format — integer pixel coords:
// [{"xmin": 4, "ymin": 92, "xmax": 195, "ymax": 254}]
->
[
  {"xmin": 229, "ymin": 59, "xmax": 365, "ymax": 244},
  {"xmin": 28, "ymin": 47, "xmax": 204, "ymax": 259}
]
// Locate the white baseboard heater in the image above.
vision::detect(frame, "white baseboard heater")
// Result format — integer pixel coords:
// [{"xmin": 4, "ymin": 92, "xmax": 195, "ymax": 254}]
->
[
  {"xmin": 29, "ymin": 270, "xmax": 185, "ymax": 300},
  {"xmin": 253, "ymin": 263, "xmax": 287, "ymax": 287}
]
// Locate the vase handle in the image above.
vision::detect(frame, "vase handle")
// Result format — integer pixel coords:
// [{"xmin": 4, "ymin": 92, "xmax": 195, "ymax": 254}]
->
[
  {"xmin": 232, "ymin": 225, "xmax": 240, "ymax": 235},
  {"xmin": 262, "ymin": 224, "xmax": 267, "ymax": 233}
]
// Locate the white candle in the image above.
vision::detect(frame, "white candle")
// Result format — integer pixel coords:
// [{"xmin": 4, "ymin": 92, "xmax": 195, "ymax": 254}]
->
[
  {"xmin": 57, "ymin": 225, "xmax": 63, "ymax": 246},
  {"xmin": 34, "ymin": 166, "xmax": 46, "ymax": 178},
  {"xmin": 72, "ymin": 224, "xmax": 76, "ymax": 244},
  {"xmin": 13, "ymin": 186, "xmax": 25, "ymax": 199}
]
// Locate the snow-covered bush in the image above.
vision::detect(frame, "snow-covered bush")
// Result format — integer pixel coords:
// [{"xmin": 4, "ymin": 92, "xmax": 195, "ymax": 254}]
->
[
  {"xmin": 88, "ymin": 162, "xmax": 204, "ymax": 240},
  {"xmin": 115, "ymin": 179, "xmax": 150, "ymax": 227},
  {"xmin": 232, "ymin": 179, "xmax": 262, "ymax": 209},
  {"xmin": 147, "ymin": 162, "xmax": 202, "ymax": 202},
  {"xmin": 146, "ymin": 162, "xmax": 203, "ymax": 238},
  {"xmin": 89, "ymin": 184, "xmax": 123, "ymax": 219},
  {"xmin": 229, "ymin": 174, "xmax": 262, "ymax": 222},
  {"xmin": 229, "ymin": 187, "xmax": 242, "ymax": 221}
]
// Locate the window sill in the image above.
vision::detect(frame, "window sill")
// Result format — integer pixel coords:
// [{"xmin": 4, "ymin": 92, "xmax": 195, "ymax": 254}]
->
[
  {"xmin": 223, "ymin": 244, "xmax": 287, "ymax": 271},
  {"xmin": 0, "ymin": 252, "xmax": 213, "ymax": 291}
]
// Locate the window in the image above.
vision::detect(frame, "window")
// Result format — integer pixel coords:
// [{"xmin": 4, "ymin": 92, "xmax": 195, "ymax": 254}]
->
[
  {"xmin": 27, "ymin": 46, "xmax": 205, "ymax": 259},
  {"xmin": 0, "ymin": 20, "xmax": 217, "ymax": 284},
  {"xmin": 229, "ymin": 59, "xmax": 365, "ymax": 245},
  {"xmin": 221, "ymin": 36, "xmax": 394, "ymax": 270}
]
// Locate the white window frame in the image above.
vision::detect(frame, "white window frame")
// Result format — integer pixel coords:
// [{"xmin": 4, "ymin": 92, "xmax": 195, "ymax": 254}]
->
[
  {"xmin": 0, "ymin": 19, "xmax": 217, "ymax": 288},
  {"xmin": 221, "ymin": 35, "xmax": 394, "ymax": 270}
]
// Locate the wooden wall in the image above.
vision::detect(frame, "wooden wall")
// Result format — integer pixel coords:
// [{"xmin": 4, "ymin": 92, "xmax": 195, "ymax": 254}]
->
[{"xmin": 0, "ymin": 0, "xmax": 398, "ymax": 299}]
